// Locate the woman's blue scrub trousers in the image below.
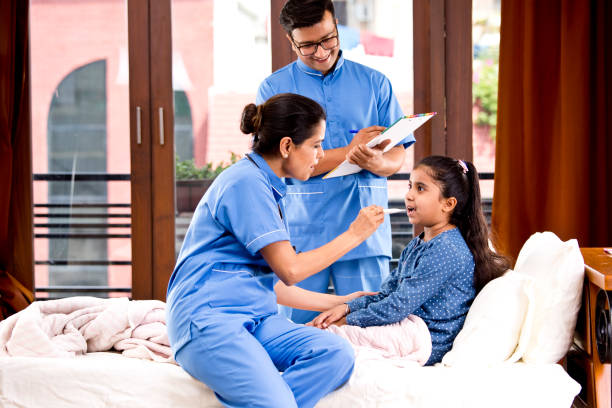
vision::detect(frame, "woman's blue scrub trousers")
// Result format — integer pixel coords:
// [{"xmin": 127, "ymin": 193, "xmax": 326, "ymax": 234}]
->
[{"xmin": 175, "ymin": 313, "xmax": 354, "ymax": 408}]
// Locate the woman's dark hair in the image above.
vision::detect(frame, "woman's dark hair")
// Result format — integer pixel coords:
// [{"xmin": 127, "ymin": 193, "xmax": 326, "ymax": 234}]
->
[
  {"xmin": 240, "ymin": 93, "xmax": 326, "ymax": 156},
  {"xmin": 416, "ymin": 156, "xmax": 510, "ymax": 292},
  {"xmin": 280, "ymin": 0, "xmax": 335, "ymax": 33}
]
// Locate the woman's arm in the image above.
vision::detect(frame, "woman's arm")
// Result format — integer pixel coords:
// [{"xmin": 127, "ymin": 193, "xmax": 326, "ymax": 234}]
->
[
  {"xmin": 274, "ymin": 281, "xmax": 376, "ymax": 312},
  {"xmin": 260, "ymin": 205, "xmax": 384, "ymax": 286}
]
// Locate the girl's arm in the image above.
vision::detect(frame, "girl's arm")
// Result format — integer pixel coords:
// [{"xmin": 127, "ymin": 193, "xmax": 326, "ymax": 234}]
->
[
  {"xmin": 310, "ymin": 244, "xmax": 410, "ymax": 328},
  {"xmin": 260, "ymin": 205, "xmax": 384, "ymax": 286},
  {"xmin": 347, "ymin": 268, "xmax": 400, "ymax": 311},
  {"xmin": 274, "ymin": 282, "xmax": 376, "ymax": 312},
  {"xmin": 345, "ymin": 244, "xmax": 470, "ymax": 328},
  {"xmin": 311, "ymin": 238, "xmax": 471, "ymax": 329}
]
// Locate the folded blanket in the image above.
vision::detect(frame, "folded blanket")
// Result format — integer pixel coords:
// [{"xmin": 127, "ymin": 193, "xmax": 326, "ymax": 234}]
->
[
  {"xmin": 0, "ymin": 296, "xmax": 173, "ymax": 362},
  {"xmin": 325, "ymin": 315, "xmax": 432, "ymax": 367}
]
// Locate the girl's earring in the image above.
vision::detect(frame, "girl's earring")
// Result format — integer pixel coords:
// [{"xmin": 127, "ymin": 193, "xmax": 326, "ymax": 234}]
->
[{"xmin": 283, "ymin": 153, "xmax": 288, "ymax": 158}]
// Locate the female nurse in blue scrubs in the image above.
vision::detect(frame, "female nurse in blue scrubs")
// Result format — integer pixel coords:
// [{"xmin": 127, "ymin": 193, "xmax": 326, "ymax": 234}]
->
[{"xmin": 166, "ymin": 93, "xmax": 384, "ymax": 408}]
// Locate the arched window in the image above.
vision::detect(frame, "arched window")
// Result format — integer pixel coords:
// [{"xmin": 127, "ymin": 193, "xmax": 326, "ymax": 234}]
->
[
  {"xmin": 174, "ymin": 90, "xmax": 194, "ymax": 161},
  {"xmin": 47, "ymin": 60, "xmax": 108, "ymax": 290}
]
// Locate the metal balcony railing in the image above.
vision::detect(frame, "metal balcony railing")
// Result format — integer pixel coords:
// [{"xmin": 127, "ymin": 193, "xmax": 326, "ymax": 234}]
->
[
  {"xmin": 33, "ymin": 171, "xmax": 494, "ymax": 297},
  {"xmin": 33, "ymin": 173, "xmax": 132, "ymax": 298}
]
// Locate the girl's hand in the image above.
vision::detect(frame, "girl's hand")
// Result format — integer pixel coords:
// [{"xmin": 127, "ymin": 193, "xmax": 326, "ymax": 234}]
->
[
  {"xmin": 343, "ymin": 291, "xmax": 378, "ymax": 302},
  {"xmin": 348, "ymin": 205, "xmax": 384, "ymax": 241},
  {"xmin": 306, "ymin": 304, "xmax": 349, "ymax": 329}
]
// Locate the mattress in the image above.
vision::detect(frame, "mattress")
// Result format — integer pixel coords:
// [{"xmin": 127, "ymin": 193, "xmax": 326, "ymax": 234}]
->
[{"xmin": 0, "ymin": 352, "xmax": 580, "ymax": 407}]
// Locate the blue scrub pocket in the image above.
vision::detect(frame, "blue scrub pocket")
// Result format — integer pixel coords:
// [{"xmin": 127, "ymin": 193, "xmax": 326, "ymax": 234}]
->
[
  {"xmin": 357, "ymin": 177, "xmax": 389, "ymax": 208},
  {"xmin": 356, "ymin": 177, "xmax": 392, "ymax": 256},
  {"xmin": 283, "ymin": 182, "xmax": 326, "ymax": 238}
]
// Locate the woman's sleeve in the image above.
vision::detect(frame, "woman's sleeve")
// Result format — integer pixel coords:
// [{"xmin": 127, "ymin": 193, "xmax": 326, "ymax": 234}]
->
[
  {"xmin": 346, "ymin": 241, "xmax": 462, "ymax": 327},
  {"xmin": 215, "ymin": 175, "xmax": 290, "ymax": 255}
]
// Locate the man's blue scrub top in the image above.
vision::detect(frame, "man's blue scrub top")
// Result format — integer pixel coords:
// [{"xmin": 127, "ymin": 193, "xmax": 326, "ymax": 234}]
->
[
  {"xmin": 166, "ymin": 153, "xmax": 290, "ymax": 353},
  {"xmin": 257, "ymin": 52, "xmax": 415, "ymax": 260}
]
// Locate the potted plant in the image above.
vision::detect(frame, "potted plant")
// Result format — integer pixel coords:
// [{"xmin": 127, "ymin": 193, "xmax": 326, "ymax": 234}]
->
[{"xmin": 175, "ymin": 152, "xmax": 240, "ymax": 213}]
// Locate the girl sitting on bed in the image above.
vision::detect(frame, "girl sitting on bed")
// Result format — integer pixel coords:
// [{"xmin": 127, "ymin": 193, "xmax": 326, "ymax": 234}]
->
[{"xmin": 302, "ymin": 156, "xmax": 510, "ymax": 365}]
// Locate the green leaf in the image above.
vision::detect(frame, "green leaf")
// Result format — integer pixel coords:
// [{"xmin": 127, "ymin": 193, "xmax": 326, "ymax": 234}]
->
[{"xmin": 175, "ymin": 152, "xmax": 242, "ymax": 180}]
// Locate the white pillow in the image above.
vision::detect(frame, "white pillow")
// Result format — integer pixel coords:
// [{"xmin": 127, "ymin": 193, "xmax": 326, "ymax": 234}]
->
[
  {"xmin": 514, "ymin": 232, "xmax": 584, "ymax": 363},
  {"xmin": 441, "ymin": 270, "xmax": 535, "ymax": 367}
]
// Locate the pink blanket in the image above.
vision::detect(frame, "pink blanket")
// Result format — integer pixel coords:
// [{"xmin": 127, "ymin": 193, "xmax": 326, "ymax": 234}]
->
[
  {"xmin": 0, "ymin": 296, "xmax": 173, "ymax": 362},
  {"xmin": 325, "ymin": 315, "xmax": 432, "ymax": 367}
]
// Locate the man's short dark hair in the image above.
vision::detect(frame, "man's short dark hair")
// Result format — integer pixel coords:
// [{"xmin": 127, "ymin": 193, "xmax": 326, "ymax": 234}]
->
[{"xmin": 279, "ymin": 0, "xmax": 336, "ymax": 34}]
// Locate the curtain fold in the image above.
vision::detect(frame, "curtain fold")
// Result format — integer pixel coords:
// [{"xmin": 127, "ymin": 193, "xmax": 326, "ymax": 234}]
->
[
  {"xmin": 0, "ymin": 0, "xmax": 31, "ymax": 274},
  {"xmin": 492, "ymin": 0, "xmax": 612, "ymax": 260},
  {"xmin": 0, "ymin": 2, "xmax": 15, "ymax": 268}
]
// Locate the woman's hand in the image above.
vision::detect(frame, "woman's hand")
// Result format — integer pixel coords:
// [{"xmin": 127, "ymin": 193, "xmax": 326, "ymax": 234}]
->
[
  {"xmin": 306, "ymin": 304, "xmax": 349, "ymax": 329},
  {"xmin": 343, "ymin": 291, "xmax": 378, "ymax": 302},
  {"xmin": 348, "ymin": 205, "xmax": 384, "ymax": 241}
]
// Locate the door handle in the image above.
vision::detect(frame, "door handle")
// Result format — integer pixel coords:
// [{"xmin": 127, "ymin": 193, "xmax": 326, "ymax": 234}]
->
[
  {"xmin": 158, "ymin": 107, "xmax": 165, "ymax": 146},
  {"xmin": 136, "ymin": 106, "xmax": 142, "ymax": 145}
]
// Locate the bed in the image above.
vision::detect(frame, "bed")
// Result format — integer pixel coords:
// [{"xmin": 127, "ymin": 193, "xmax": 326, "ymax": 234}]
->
[
  {"xmin": 0, "ymin": 232, "xmax": 585, "ymax": 407},
  {"xmin": 0, "ymin": 351, "xmax": 579, "ymax": 408}
]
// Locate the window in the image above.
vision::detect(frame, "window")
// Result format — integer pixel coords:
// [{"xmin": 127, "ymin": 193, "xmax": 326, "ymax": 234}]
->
[
  {"xmin": 46, "ymin": 61, "xmax": 109, "ymax": 293},
  {"xmin": 473, "ymin": 0, "xmax": 501, "ymax": 199}
]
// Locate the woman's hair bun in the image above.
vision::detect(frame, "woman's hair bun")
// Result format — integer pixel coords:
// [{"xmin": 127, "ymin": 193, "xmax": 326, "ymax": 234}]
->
[{"xmin": 240, "ymin": 103, "xmax": 259, "ymax": 135}]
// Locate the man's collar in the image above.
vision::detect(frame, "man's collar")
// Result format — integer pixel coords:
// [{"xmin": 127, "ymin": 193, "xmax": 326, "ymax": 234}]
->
[{"xmin": 296, "ymin": 50, "xmax": 345, "ymax": 77}]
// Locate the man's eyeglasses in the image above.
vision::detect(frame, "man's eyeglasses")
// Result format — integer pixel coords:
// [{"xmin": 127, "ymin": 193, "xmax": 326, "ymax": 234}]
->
[{"xmin": 292, "ymin": 34, "xmax": 339, "ymax": 57}]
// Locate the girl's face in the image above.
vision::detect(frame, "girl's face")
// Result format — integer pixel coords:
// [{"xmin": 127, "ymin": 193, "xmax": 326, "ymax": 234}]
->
[
  {"xmin": 283, "ymin": 120, "xmax": 325, "ymax": 181},
  {"xmin": 404, "ymin": 166, "xmax": 453, "ymax": 227}
]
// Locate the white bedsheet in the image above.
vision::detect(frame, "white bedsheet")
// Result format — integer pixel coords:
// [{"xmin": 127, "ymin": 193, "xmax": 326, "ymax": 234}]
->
[{"xmin": 0, "ymin": 352, "xmax": 580, "ymax": 408}]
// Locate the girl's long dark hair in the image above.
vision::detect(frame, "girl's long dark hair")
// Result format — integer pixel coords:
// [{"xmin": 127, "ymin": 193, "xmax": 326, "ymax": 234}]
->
[{"xmin": 416, "ymin": 156, "xmax": 510, "ymax": 292}]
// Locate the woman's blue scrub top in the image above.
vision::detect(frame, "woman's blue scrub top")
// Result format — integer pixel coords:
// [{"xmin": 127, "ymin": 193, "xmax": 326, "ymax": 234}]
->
[{"xmin": 166, "ymin": 153, "xmax": 290, "ymax": 353}]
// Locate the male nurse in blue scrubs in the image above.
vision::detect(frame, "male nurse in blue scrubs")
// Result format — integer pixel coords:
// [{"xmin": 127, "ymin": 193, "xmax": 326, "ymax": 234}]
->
[{"xmin": 257, "ymin": 0, "xmax": 415, "ymax": 323}]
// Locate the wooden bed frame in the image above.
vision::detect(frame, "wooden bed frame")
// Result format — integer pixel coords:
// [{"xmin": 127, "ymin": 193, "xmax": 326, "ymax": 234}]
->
[{"xmin": 567, "ymin": 248, "xmax": 612, "ymax": 408}]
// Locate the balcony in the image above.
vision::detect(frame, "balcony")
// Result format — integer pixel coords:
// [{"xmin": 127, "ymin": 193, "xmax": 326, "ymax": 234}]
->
[{"xmin": 34, "ymin": 172, "xmax": 494, "ymax": 298}]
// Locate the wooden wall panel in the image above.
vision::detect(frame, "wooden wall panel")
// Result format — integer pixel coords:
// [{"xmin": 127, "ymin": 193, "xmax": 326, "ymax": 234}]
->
[
  {"xmin": 271, "ymin": 0, "xmax": 296, "ymax": 72},
  {"xmin": 128, "ymin": 0, "xmax": 153, "ymax": 300},
  {"xmin": 413, "ymin": 0, "xmax": 473, "ymax": 162},
  {"xmin": 150, "ymin": 0, "xmax": 176, "ymax": 301},
  {"xmin": 445, "ymin": 0, "xmax": 473, "ymax": 162},
  {"xmin": 413, "ymin": 0, "xmax": 446, "ymax": 162}
]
